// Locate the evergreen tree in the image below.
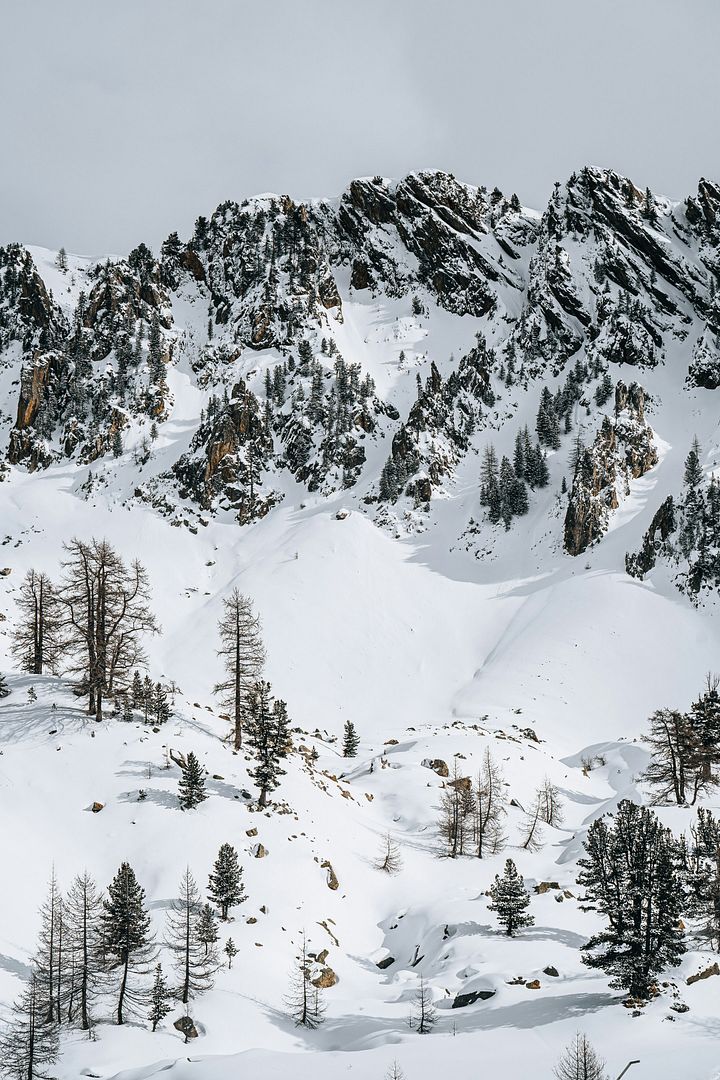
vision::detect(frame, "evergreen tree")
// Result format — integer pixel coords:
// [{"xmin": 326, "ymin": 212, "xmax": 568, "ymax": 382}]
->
[
  {"xmin": 0, "ymin": 672, "xmax": 10, "ymax": 698},
  {"xmin": 131, "ymin": 670, "xmax": 144, "ymax": 710},
  {"xmin": 342, "ymin": 720, "xmax": 360, "ymax": 758},
  {"xmin": 411, "ymin": 975, "xmax": 437, "ymax": 1034},
  {"xmin": 112, "ymin": 429, "xmax": 123, "ymax": 458},
  {"xmin": 102, "ymin": 861, "xmax": 156, "ymax": 1024},
  {"xmin": 149, "ymin": 964, "xmax": 171, "ymax": 1032},
  {"xmin": 488, "ymin": 859, "xmax": 534, "ymax": 936},
  {"xmin": 165, "ymin": 868, "xmax": 217, "ymax": 1005},
  {"xmin": 64, "ymin": 871, "xmax": 103, "ymax": 1030},
  {"xmin": 285, "ymin": 932, "xmax": 325, "ymax": 1028},
  {"xmin": 208, "ymin": 843, "xmax": 245, "ymax": 920},
  {"xmin": 685, "ymin": 436, "xmax": 704, "ymax": 491},
  {"xmin": 56, "ymin": 247, "xmax": 68, "ymax": 271},
  {"xmin": 224, "ymin": 938, "xmax": 238, "ymax": 968},
  {"xmin": 578, "ymin": 800, "xmax": 685, "ymax": 999},
  {"xmin": 196, "ymin": 903, "xmax": 220, "ymax": 959},
  {"xmin": 178, "ymin": 751, "xmax": 207, "ymax": 810},
  {"xmin": 0, "ymin": 972, "xmax": 59, "ymax": 1080},
  {"xmin": 214, "ymin": 588, "xmax": 265, "ymax": 750},
  {"xmin": 245, "ymin": 681, "xmax": 291, "ymax": 808},
  {"xmin": 553, "ymin": 1032, "xmax": 607, "ymax": 1080},
  {"xmin": 153, "ymin": 682, "xmax": 171, "ymax": 724}
]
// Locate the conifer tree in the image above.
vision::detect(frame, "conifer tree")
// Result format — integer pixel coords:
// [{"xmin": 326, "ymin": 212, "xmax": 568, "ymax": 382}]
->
[
  {"xmin": 685, "ymin": 807, "xmax": 720, "ymax": 948},
  {"xmin": 102, "ymin": 861, "xmax": 156, "ymax": 1024},
  {"xmin": 0, "ymin": 972, "xmax": 59, "ymax": 1080},
  {"xmin": 374, "ymin": 833, "xmax": 402, "ymax": 874},
  {"xmin": 472, "ymin": 748, "xmax": 507, "ymax": 857},
  {"xmin": 34, "ymin": 870, "xmax": 64, "ymax": 1024},
  {"xmin": 11, "ymin": 570, "xmax": 63, "ymax": 675},
  {"xmin": 385, "ymin": 1062, "xmax": 406, "ymax": 1080},
  {"xmin": 224, "ymin": 938, "xmax": 238, "ymax": 969},
  {"xmin": 58, "ymin": 539, "xmax": 159, "ymax": 722},
  {"xmin": 411, "ymin": 975, "xmax": 437, "ymax": 1034},
  {"xmin": 165, "ymin": 868, "xmax": 217, "ymax": 1005},
  {"xmin": 64, "ymin": 871, "xmax": 103, "ymax": 1030},
  {"xmin": 553, "ymin": 1032, "xmax": 607, "ymax": 1080},
  {"xmin": 685, "ymin": 436, "xmax": 704, "ymax": 490},
  {"xmin": 214, "ymin": 588, "xmax": 265, "ymax": 750},
  {"xmin": 149, "ymin": 964, "xmax": 171, "ymax": 1031},
  {"xmin": 578, "ymin": 800, "xmax": 685, "ymax": 998},
  {"xmin": 521, "ymin": 792, "xmax": 545, "ymax": 851},
  {"xmin": 488, "ymin": 859, "xmax": 534, "ymax": 936},
  {"xmin": 153, "ymin": 682, "xmax": 171, "ymax": 724},
  {"xmin": 537, "ymin": 777, "xmax": 564, "ymax": 827},
  {"xmin": 245, "ymin": 680, "xmax": 291, "ymax": 808},
  {"xmin": 208, "ymin": 843, "xmax": 245, "ymax": 920},
  {"xmin": 0, "ymin": 672, "xmax": 10, "ymax": 698},
  {"xmin": 285, "ymin": 932, "xmax": 325, "ymax": 1028},
  {"xmin": 196, "ymin": 903, "xmax": 220, "ymax": 959},
  {"xmin": 131, "ymin": 670, "xmax": 144, "ymax": 710},
  {"xmin": 342, "ymin": 720, "xmax": 360, "ymax": 758},
  {"xmin": 178, "ymin": 751, "xmax": 207, "ymax": 810}
]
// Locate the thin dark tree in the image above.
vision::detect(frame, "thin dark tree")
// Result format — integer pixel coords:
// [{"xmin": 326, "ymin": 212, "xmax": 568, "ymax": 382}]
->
[
  {"xmin": 411, "ymin": 975, "xmax": 437, "ymax": 1034},
  {"xmin": 214, "ymin": 588, "xmax": 265, "ymax": 749},
  {"xmin": 342, "ymin": 720, "xmax": 360, "ymax": 758},
  {"xmin": 178, "ymin": 751, "xmax": 207, "ymax": 810},
  {"xmin": 0, "ymin": 971, "xmax": 59, "ymax": 1080},
  {"xmin": 374, "ymin": 833, "xmax": 402, "ymax": 874},
  {"xmin": 553, "ymin": 1032, "xmax": 607, "ymax": 1080},
  {"xmin": 472, "ymin": 748, "xmax": 507, "ymax": 857},
  {"xmin": 224, "ymin": 938, "xmax": 238, "ymax": 969},
  {"xmin": 285, "ymin": 932, "xmax": 326, "ymax": 1028},
  {"xmin": 165, "ymin": 867, "xmax": 217, "ymax": 1005},
  {"xmin": 64, "ymin": 871, "xmax": 103, "ymax": 1030},
  {"xmin": 11, "ymin": 570, "xmax": 63, "ymax": 675}
]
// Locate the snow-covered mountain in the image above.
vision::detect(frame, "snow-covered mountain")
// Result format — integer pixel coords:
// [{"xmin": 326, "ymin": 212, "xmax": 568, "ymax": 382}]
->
[{"xmin": 2, "ymin": 167, "xmax": 720, "ymax": 1079}]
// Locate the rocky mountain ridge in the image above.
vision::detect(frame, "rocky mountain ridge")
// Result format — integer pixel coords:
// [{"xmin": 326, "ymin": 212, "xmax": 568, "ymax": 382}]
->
[{"xmin": 2, "ymin": 166, "xmax": 720, "ymax": 581}]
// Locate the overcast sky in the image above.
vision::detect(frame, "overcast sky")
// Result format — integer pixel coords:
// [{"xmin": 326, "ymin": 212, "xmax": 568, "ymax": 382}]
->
[{"xmin": 2, "ymin": 0, "xmax": 718, "ymax": 256}]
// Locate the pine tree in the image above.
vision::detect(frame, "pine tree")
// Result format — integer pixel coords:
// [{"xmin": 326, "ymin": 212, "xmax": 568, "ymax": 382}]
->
[
  {"xmin": 208, "ymin": 843, "xmax": 245, "ymax": 920},
  {"xmin": 165, "ymin": 868, "xmax": 217, "ymax": 1005},
  {"xmin": 553, "ymin": 1032, "xmax": 607, "ymax": 1080},
  {"xmin": 153, "ymin": 682, "xmax": 171, "ymax": 724},
  {"xmin": 685, "ymin": 807, "xmax": 720, "ymax": 948},
  {"xmin": 214, "ymin": 588, "xmax": 265, "ymax": 750},
  {"xmin": 285, "ymin": 933, "xmax": 325, "ymax": 1028},
  {"xmin": 488, "ymin": 859, "xmax": 534, "ymax": 936},
  {"xmin": 131, "ymin": 670, "xmax": 144, "ymax": 710},
  {"xmin": 56, "ymin": 247, "xmax": 68, "ymax": 271},
  {"xmin": 11, "ymin": 570, "xmax": 63, "ymax": 675},
  {"xmin": 411, "ymin": 975, "xmax": 437, "ymax": 1034},
  {"xmin": 178, "ymin": 751, "xmax": 207, "ymax": 810},
  {"xmin": 578, "ymin": 800, "xmax": 685, "ymax": 999},
  {"xmin": 642, "ymin": 707, "xmax": 700, "ymax": 804},
  {"xmin": 224, "ymin": 938, "xmax": 238, "ymax": 969},
  {"xmin": 102, "ymin": 861, "xmax": 156, "ymax": 1024},
  {"xmin": 472, "ymin": 748, "xmax": 507, "ymax": 858},
  {"xmin": 112, "ymin": 429, "xmax": 123, "ymax": 458},
  {"xmin": 149, "ymin": 964, "xmax": 171, "ymax": 1031},
  {"xmin": 196, "ymin": 903, "xmax": 220, "ymax": 959},
  {"xmin": 684, "ymin": 436, "xmax": 704, "ymax": 491},
  {"xmin": 0, "ymin": 672, "xmax": 10, "ymax": 698},
  {"xmin": 64, "ymin": 871, "xmax": 103, "ymax": 1030},
  {"xmin": 0, "ymin": 972, "xmax": 59, "ymax": 1080},
  {"xmin": 245, "ymin": 681, "xmax": 291, "ymax": 808},
  {"xmin": 342, "ymin": 720, "xmax": 360, "ymax": 758},
  {"xmin": 34, "ymin": 870, "xmax": 64, "ymax": 1024},
  {"xmin": 374, "ymin": 833, "xmax": 402, "ymax": 874},
  {"xmin": 385, "ymin": 1062, "xmax": 406, "ymax": 1080}
]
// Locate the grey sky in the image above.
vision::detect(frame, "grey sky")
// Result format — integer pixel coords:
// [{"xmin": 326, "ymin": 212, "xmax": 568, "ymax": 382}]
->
[{"xmin": 2, "ymin": 0, "xmax": 718, "ymax": 256}]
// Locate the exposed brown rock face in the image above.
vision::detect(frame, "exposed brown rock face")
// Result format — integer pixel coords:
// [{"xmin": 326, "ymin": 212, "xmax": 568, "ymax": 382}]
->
[{"xmin": 564, "ymin": 381, "xmax": 658, "ymax": 556}]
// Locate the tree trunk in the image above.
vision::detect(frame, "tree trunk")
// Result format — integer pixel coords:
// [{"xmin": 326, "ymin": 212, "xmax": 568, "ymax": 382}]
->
[{"xmin": 117, "ymin": 954, "xmax": 128, "ymax": 1025}]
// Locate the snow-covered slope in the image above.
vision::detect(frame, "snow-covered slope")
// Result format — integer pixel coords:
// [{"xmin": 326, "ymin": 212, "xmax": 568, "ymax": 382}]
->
[{"xmin": 2, "ymin": 167, "xmax": 720, "ymax": 1079}]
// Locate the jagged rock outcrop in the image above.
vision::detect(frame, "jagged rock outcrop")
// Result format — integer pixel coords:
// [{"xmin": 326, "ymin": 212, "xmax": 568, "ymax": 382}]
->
[{"xmin": 564, "ymin": 381, "xmax": 658, "ymax": 555}]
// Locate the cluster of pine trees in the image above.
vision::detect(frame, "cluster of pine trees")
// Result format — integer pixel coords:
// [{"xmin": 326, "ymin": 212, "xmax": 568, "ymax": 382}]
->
[
  {"xmin": 438, "ymin": 755, "xmax": 563, "ymax": 857},
  {"xmin": 0, "ymin": 844, "xmax": 246, "ymax": 1076},
  {"xmin": 478, "ymin": 426, "xmax": 551, "ymax": 529}
]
